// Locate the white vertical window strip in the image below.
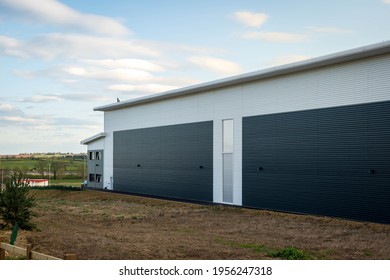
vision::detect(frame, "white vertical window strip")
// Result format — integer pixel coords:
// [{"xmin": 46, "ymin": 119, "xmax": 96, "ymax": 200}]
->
[
  {"xmin": 223, "ymin": 119, "xmax": 234, "ymax": 153},
  {"xmin": 223, "ymin": 119, "xmax": 234, "ymax": 203}
]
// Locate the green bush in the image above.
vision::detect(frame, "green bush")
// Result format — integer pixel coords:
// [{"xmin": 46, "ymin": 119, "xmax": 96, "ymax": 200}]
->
[
  {"xmin": 0, "ymin": 172, "xmax": 37, "ymax": 230},
  {"xmin": 30, "ymin": 185, "xmax": 82, "ymax": 191},
  {"xmin": 268, "ymin": 246, "xmax": 311, "ymax": 260}
]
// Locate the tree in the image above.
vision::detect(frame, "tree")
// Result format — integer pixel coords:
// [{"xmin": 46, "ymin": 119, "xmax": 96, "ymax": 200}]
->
[
  {"xmin": 75, "ymin": 163, "xmax": 86, "ymax": 180},
  {"xmin": 0, "ymin": 172, "xmax": 37, "ymax": 230},
  {"xmin": 49, "ymin": 159, "xmax": 67, "ymax": 180},
  {"xmin": 35, "ymin": 160, "xmax": 47, "ymax": 177}
]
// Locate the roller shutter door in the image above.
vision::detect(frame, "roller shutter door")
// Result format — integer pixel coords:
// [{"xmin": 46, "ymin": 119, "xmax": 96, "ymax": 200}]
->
[
  {"xmin": 114, "ymin": 121, "xmax": 213, "ymax": 202},
  {"xmin": 243, "ymin": 101, "xmax": 390, "ymax": 223}
]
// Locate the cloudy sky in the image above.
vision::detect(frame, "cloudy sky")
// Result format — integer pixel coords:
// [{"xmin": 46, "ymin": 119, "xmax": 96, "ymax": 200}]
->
[{"xmin": 1, "ymin": 0, "xmax": 389, "ymax": 154}]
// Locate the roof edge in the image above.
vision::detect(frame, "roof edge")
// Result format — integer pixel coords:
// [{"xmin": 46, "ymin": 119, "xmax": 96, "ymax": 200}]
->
[
  {"xmin": 80, "ymin": 132, "xmax": 106, "ymax": 145},
  {"xmin": 94, "ymin": 40, "xmax": 390, "ymax": 112}
]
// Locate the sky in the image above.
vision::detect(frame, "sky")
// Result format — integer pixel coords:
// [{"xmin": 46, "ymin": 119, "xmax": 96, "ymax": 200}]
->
[{"xmin": 0, "ymin": 0, "xmax": 389, "ymax": 155}]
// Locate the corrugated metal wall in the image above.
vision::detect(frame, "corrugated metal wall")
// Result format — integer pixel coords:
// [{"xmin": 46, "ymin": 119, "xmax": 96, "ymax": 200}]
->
[
  {"xmin": 243, "ymin": 101, "xmax": 390, "ymax": 223},
  {"xmin": 113, "ymin": 121, "xmax": 213, "ymax": 202}
]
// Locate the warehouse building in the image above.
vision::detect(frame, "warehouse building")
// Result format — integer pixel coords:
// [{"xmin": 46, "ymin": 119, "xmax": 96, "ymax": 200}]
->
[{"xmin": 81, "ymin": 41, "xmax": 390, "ymax": 223}]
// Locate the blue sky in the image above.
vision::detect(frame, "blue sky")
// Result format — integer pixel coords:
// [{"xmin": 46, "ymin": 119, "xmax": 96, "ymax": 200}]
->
[{"xmin": 0, "ymin": 0, "xmax": 390, "ymax": 154}]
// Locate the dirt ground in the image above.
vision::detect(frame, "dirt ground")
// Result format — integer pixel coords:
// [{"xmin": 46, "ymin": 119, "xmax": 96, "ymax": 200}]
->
[{"xmin": 1, "ymin": 189, "xmax": 389, "ymax": 260}]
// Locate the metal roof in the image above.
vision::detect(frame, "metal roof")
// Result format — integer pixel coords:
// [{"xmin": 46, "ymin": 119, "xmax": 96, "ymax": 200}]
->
[
  {"xmin": 94, "ymin": 40, "xmax": 390, "ymax": 112},
  {"xmin": 80, "ymin": 132, "xmax": 106, "ymax": 145}
]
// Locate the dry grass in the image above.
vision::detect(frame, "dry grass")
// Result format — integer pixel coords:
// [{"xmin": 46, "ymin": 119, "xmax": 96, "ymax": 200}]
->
[{"xmin": 2, "ymin": 189, "xmax": 389, "ymax": 260}]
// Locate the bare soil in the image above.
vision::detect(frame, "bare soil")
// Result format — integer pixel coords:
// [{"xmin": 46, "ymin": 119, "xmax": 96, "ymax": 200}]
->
[{"xmin": 1, "ymin": 189, "xmax": 389, "ymax": 260}]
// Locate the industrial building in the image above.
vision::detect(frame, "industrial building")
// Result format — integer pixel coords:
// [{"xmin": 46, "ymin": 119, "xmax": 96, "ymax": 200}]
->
[{"xmin": 81, "ymin": 41, "xmax": 390, "ymax": 223}]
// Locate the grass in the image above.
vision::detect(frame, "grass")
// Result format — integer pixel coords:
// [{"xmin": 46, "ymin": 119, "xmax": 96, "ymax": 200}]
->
[
  {"xmin": 0, "ymin": 157, "xmax": 85, "ymax": 174},
  {"xmin": 0, "ymin": 159, "xmax": 37, "ymax": 170},
  {"xmin": 5, "ymin": 189, "xmax": 389, "ymax": 260},
  {"xmin": 268, "ymin": 246, "xmax": 311, "ymax": 260},
  {"xmin": 48, "ymin": 179, "xmax": 83, "ymax": 186},
  {"xmin": 215, "ymin": 237, "xmax": 312, "ymax": 259},
  {"xmin": 5, "ymin": 255, "xmax": 27, "ymax": 260}
]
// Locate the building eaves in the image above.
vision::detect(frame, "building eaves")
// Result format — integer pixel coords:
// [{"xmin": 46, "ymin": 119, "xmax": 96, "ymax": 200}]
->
[
  {"xmin": 80, "ymin": 132, "xmax": 106, "ymax": 145},
  {"xmin": 94, "ymin": 40, "xmax": 390, "ymax": 112}
]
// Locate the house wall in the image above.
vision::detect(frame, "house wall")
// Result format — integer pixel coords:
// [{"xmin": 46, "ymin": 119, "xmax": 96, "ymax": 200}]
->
[
  {"xmin": 87, "ymin": 137, "xmax": 105, "ymax": 150},
  {"xmin": 102, "ymin": 53, "xmax": 390, "ymax": 208},
  {"xmin": 26, "ymin": 180, "xmax": 49, "ymax": 187}
]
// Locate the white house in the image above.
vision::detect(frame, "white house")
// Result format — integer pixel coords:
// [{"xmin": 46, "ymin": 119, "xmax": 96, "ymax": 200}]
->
[{"xmin": 24, "ymin": 179, "xmax": 49, "ymax": 187}]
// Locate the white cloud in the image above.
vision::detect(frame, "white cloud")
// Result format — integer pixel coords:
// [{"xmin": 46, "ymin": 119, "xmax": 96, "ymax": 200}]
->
[
  {"xmin": 308, "ymin": 26, "xmax": 354, "ymax": 34},
  {"xmin": 91, "ymin": 68, "xmax": 155, "ymax": 82},
  {"xmin": 62, "ymin": 93, "xmax": 112, "ymax": 103},
  {"xmin": 0, "ymin": 103, "xmax": 20, "ymax": 113},
  {"xmin": 21, "ymin": 93, "xmax": 112, "ymax": 103},
  {"xmin": 0, "ymin": 35, "xmax": 19, "ymax": 48},
  {"xmin": 0, "ymin": 35, "xmax": 27, "ymax": 58},
  {"xmin": 80, "ymin": 59, "xmax": 165, "ymax": 72},
  {"xmin": 28, "ymin": 33, "xmax": 161, "ymax": 60},
  {"xmin": 0, "ymin": 33, "xmax": 221, "ymax": 63},
  {"xmin": 23, "ymin": 95, "xmax": 64, "ymax": 103},
  {"xmin": 242, "ymin": 31, "xmax": 307, "ymax": 43},
  {"xmin": 0, "ymin": 115, "xmax": 41, "ymax": 124},
  {"xmin": 0, "ymin": 114, "xmax": 98, "ymax": 132},
  {"xmin": 188, "ymin": 56, "xmax": 242, "ymax": 75},
  {"xmin": 383, "ymin": 0, "xmax": 390, "ymax": 4},
  {"xmin": 0, "ymin": 103, "xmax": 41, "ymax": 127},
  {"xmin": 63, "ymin": 66, "xmax": 87, "ymax": 76},
  {"xmin": 232, "ymin": 11, "xmax": 268, "ymax": 28},
  {"xmin": 64, "ymin": 67, "xmax": 155, "ymax": 82},
  {"xmin": 0, "ymin": 33, "xmax": 161, "ymax": 60},
  {"xmin": 54, "ymin": 57, "xmax": 180, "ymax": 88},
  {"xmin": 266, "ymin": 54, "xmax": 311, "ymax": 67},
  {"xmin": 107, "ymin": 84, "xmax": 178, "ymax": 93},
  {"xmin": 13, "ymin": 69, "xmax": 36, "ymax": 79},
  {"xmin": 0, "ymin": 0, "xmax": 129, "ymax": 36}
]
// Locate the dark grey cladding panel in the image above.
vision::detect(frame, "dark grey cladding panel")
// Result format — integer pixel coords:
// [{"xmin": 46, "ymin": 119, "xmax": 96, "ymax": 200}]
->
[
  {"xmin": 243, "ymin": 101, "xmax": 390, "ymax": 224},
  {"xmin": 113, "ymin": 121, "xmax": 213, "ymax": 202}
]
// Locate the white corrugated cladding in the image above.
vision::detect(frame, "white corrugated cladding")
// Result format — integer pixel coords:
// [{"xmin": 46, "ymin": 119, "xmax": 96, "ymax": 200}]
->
[
  {"xmin": 85, "ymin": 137, "xmax": 105, "ymax": 151},
  {"xmin": 101, "ymin": 52, "xmax": 390, "ymax": 205}
]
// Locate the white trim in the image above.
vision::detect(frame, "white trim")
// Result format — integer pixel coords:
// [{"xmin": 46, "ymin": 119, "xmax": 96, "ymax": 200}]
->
[
  {"xmin": 233, "ymin": 117, "xmax": 242, "ymax": 206},
  {"xmin": 213, "ymin": 120, "xmax": 223, "ymax": 203},
  {"xmin": 80, "ymin": 132, "xmax": 106, "ymax": 145}
]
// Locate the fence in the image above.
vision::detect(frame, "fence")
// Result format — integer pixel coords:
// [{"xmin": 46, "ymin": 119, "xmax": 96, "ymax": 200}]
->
[{"xmin": 0, "ymin": 242, "xmax": 77, "ymax": 260}]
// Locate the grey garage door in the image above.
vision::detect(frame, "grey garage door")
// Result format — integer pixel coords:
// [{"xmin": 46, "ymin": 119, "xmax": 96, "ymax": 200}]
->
[
  {"xmin": 243, "ymin": 101, "xmax": 390, "ymax": 224},
  {"xmin": 114, "ymin": 121, "xmax": 213, "ymax": 202}
]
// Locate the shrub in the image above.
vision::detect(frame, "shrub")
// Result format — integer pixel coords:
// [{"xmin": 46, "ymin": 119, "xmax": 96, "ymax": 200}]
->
[
  {"xmin": 0, "ymin": 172, "xmax": 37, "ymax": 230},
  {"xmin": 268, "ymin": 246, "xmax": 311, "ymax": 260}
]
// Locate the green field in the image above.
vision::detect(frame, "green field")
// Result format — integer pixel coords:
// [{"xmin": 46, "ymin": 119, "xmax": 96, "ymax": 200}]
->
[
  {"xmin": 0, "ymin": 158, "xmax": 84, "ymax": 171},
  {"xmin": 0, "ymin": 155, "xmax": 86, "ymax": 185},
  {"xmin": 0, "ymin": 159, "xmax": 37, "ymax": 170},
  {"xmin": 49, "ymin": 179, "xmax": 84, "ymax": 186}
]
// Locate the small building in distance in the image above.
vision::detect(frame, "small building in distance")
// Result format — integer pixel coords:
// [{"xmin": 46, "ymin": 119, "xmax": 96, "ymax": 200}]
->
[{"xmin": 24, "ymin": 179, "xmax": 49, "ymax": 187}]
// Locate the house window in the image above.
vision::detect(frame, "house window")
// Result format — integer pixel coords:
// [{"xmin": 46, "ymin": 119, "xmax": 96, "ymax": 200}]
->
[
  {"xmin": 96, "ymin": 151, "xmax": 102, "ymax": 160},
  {"xmin": 96, "ymin": 174, "xmax": 102, "ymax": 183},
  {"xmin": 222, "ymin": 119, "xmax": 234, "ymax": 203},
  {"xmin": 89, "ymin": 152, "xmax": 95, "ymax": 160},
  {"xmin": 223, "ymin": 119, "xmax": 234, "ymax": 153},
  {"xmin": 89, "ymin": 174, "xmax": 95, "ymax": 182}
]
